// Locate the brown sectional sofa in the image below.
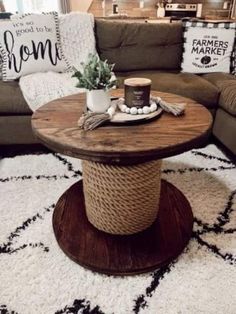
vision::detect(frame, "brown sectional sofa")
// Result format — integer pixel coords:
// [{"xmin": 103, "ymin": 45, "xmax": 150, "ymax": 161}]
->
[{"xmin": 0, "ymin": 20, "xmax": 236, "ymax": 155}]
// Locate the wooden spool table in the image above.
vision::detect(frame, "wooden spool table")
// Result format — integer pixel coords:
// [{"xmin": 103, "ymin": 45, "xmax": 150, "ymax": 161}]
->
[{"xmin": 32, "ymin": 90, "xmax": 212, "ymax": 275}]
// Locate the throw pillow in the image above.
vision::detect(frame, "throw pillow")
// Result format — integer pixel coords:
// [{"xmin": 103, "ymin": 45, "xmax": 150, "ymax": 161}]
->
[
  {"xmin": 0, "ymin": 19, "xmax": 7, "ymax": 80},
  {"xmin": 181, "ymin": 21, "xmax": 236, "ymax": 74},
  {"xmin": 0, "ymin": 12, "xmax": 68, "ymax": 81},
  {"xmin": 0, "ymin": 55, "xmax": 2, "ymax": 79}
]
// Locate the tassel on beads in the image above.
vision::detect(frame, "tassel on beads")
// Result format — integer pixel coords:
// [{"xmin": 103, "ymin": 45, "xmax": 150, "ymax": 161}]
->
[
  {"xmin": 78, "ymin": 101, "xmax": 118, "ymax": 131},
  {"xmin": 78, "ymin": 112, "xmax": 110, "ymax": 130},
  {"xmin": 151, "ymin": 96, "xmax": 185, "ymax": 116}
]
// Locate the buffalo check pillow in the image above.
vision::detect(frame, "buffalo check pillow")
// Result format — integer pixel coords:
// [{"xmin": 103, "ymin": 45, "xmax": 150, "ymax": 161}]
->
[
  {"xmin": 181, "ymin": 21, "xmax": 236, "ymax": 74},
  {"xmin": 0, "ymin": 12, "xmax": 68, "ymax": 81}
]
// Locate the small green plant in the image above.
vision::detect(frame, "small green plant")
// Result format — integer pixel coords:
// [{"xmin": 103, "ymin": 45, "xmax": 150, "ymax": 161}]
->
[{"xmin": 72, "ymin": 54, "xmax": 117, "ymax": 91}]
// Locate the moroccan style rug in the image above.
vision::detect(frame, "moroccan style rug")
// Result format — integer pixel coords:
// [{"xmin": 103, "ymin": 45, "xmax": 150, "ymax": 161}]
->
[{"xmin": 0, "ymin": 145, "xmax": 235, "ymax": 314}]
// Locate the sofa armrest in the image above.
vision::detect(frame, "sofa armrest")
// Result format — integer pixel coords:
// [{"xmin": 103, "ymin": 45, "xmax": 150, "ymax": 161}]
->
[{"xmin": 202, "ymin": 73, "xmax": 236, "ymax": 116}]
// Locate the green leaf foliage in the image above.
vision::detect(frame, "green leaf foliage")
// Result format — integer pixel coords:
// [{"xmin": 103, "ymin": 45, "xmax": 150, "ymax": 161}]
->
[{"xmin": 72, "ymin": 54, "xmax": 117, "ymax": 91}]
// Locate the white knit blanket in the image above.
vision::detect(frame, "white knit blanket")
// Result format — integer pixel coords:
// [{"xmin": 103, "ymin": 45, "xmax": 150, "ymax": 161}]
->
[{"xmin": 19, "ymin": 12, "xmax": 96, "ymax": 112}]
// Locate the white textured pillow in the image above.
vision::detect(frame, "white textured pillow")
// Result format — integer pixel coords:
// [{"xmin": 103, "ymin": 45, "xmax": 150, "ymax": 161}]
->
[
  {"xmin": 181, "ymin": 21, "xmax": 236, "ymax": 74},
  {"xmin": 0, "ymin": 55, "xmax": 2, "ymax": 79},
  {"xmin": 0, "ymin": 20, "xmax": 5, "ymax": 80},
  {"xmin": 0, "ymin": 12, "xmax": 68, "ymax": 81}
]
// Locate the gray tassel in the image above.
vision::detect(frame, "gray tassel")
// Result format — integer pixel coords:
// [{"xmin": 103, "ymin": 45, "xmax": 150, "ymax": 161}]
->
[
  {"xmin": 151, "ymin": 96, "xmax": 185, "ymax": 116},
  {"xmin": 78, "ymin": 112, "xmax": 110, "ymax": 130}
]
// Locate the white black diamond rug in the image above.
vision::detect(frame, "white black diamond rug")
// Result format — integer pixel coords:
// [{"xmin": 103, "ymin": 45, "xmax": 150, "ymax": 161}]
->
[{"xmin": 0, "ymin": 144, "xmax": 235, "ymax": 314}]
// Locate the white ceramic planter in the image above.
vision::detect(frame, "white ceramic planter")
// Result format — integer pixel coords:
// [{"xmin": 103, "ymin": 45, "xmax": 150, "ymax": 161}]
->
[{"xmin": 86, "ymin": 89, "xmax": 111, "ymax": 113}]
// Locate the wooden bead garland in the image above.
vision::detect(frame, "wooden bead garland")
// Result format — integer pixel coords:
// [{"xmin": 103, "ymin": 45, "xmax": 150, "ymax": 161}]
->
[{"xmin": 117, "ymin": 98, "xmax": 158, "ymax": 115}]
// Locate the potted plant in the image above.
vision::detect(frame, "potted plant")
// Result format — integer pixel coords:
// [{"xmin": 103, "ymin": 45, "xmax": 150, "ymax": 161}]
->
[{"xmin": 72, "ymin": 54, "xmax": 117, "ymax": 113}]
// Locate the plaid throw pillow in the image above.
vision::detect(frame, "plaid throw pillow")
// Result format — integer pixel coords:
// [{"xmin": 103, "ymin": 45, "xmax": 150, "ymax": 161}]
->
[{"xmin": 181, "ymin": 20, "xmax": 236, "ymax": 75}]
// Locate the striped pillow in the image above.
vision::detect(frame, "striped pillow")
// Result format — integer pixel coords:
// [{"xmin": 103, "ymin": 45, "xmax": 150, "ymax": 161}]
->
[{"xmin": 181, "ymin": 21, "xmax": 236, "ymax": 74}]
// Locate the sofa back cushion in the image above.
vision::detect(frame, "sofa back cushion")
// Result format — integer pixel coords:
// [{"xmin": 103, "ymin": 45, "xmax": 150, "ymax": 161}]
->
[{"xmin": 95, "ymin": 20, "xmax": 183, "ymax": 72}]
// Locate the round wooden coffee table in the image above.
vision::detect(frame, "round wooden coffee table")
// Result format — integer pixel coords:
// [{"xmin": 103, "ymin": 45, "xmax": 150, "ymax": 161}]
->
[{"xmin": 32, "ymin": 89, "xmax": 212, "ymax": 275}]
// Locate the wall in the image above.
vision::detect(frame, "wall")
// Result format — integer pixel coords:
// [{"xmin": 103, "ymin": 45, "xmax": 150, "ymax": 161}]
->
[
  {"xmin": 89, "ymin": 0, "xmax": 229, "ymax": 17},
  {"xmin": 69, "ymin": 0, "xmax": 93, "ymax": 12},
  {"xmin": 88, "ymin": 0, "xmax": 143, "ymax": 17},
  {"xmin": 71, "ymin": 0, "xmax": 232, "ymax": 19}
]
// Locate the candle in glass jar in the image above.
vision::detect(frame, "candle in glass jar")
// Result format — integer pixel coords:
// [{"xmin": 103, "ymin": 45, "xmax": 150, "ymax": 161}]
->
[{"xmin": 124, "ymin": 78, "xmax": 152, "ymax": 108}]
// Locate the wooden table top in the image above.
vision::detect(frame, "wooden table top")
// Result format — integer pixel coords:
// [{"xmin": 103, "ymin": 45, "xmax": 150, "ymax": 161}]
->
[{"xmin": 31, "ymin": 90, "xmax": 213, "ymax": 165}]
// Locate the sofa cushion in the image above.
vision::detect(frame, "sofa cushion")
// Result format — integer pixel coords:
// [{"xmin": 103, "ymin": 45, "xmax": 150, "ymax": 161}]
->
[
  {"xmin": 202, "ymin": 73, "xmax": 236, "ymax": 115},
  {"xmin": 0, "ymin": 115, "xmax": 38, "ymax": 144},
  {"xmin": 0, "ymin": 80, "xmax": 32, "ymax": 114},
  {"xmin": 95, "ymin": 20, "xmax": 183, "ymax": 72},
  {"xmin": 116, "ymin": 71, "xmax": 219, "ymax": 109},
  {"xmin": 213, "ymin": 108, "xmax": 236, "ymax": 155},
  {"xmin": 202, "ymin": 72, "xmax": 236, "ymax": 85}
]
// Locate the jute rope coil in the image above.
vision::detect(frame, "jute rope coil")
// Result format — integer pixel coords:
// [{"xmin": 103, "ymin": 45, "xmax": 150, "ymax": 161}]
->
[{"xmin": 82, "ymin": 159, "xmax": 162, "ymax": 235}]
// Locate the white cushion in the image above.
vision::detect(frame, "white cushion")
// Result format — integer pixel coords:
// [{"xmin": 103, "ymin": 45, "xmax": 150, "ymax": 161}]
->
[
  {"xmin": 181, "ymin": 21, "xmax": 236, "ymax": 74},
  {"xmin": 0, "ymin": 55, "xmax": 2, "ymax": 79},
  {"xmin": 0, "ymin": 12, "xmax": 68, "ymax": 81}
]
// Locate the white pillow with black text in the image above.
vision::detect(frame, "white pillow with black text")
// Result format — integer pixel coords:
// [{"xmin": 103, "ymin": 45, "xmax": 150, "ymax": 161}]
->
[
  {"xmin": 181, "ymin": 21, "xmax": 236, "ymax": 74},
  {"xmin": 0, "ymin": 12, "xmax": 68, "ymax": 81}
]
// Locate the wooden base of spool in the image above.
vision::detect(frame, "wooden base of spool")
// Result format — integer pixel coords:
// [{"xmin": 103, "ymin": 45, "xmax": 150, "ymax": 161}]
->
[{"xmin": 53, "ymin": 179, "xmax": 193, "ymax": 276}]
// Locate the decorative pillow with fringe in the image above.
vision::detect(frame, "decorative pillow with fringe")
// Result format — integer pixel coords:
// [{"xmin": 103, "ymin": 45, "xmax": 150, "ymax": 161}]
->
[
  {"xmin": 181, "ymin": 20, "xmax": 236, "ymax": 74},
  {"xmin": 0, "ymin": 12, "xmax": 68, "ymax": 81},
  {"xmin": 0, "ymin": 55, "xmax": 2, "ymax": 79}
]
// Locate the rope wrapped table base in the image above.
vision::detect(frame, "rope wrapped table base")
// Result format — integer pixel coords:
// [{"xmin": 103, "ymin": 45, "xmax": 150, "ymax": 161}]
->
[{"xmin": 82, "ymin": 159, "xmax": 162, "ymax": 235}]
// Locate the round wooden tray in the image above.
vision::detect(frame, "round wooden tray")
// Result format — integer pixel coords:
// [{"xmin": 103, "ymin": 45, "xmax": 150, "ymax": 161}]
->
[{"xmin": 53, "ymin": 179, "xmax": 194, "ymax": 276}]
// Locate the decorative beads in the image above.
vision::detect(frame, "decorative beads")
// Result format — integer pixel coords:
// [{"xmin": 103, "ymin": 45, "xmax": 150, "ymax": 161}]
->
[
  {"xmin": 107, "ymin": 106, "xmax": 116, "ymax": 116},
  {"xmin": 150, "ymin": 103, "xmax": 157, "ymax": 112},
  {"xmin": 120, "ymin": 104, "xmax": 127, "ymax": 113},
  {"xmin": 117, "ymin": 98, "xmax": 158, "ymax": 115},
  {"xmin": 143, "ymin": 106, "xmax": 150, "ymax": 114},
  {"xmin": 130, "ymin": 107, "xmax": 138, "ymax": 115}
]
